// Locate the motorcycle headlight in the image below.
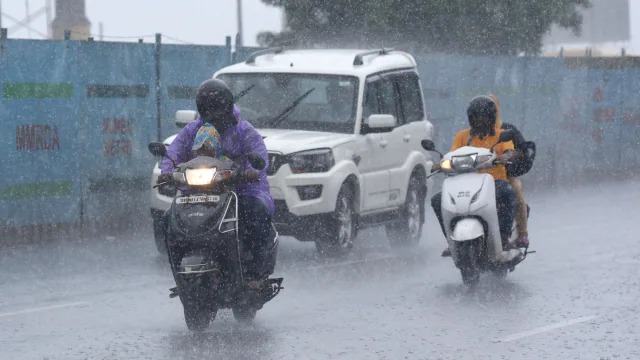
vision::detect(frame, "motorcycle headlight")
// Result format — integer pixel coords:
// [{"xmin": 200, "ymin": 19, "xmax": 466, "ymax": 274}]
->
[
  {"xmin": 185, "ymin": 168, "xmax": 217, "ymax": 186},
  {"xmin": 288, "ymin": 149, "xmax": 334, "ymax": 174}
]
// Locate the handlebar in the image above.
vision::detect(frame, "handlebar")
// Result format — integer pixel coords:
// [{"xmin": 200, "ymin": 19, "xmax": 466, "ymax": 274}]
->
[{"xmin": 154, "ymin": 169, "xmax": 261, "ymax": 188}]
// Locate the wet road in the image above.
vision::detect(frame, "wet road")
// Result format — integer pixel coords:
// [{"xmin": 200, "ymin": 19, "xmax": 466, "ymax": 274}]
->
[{"xmin": 1, "ymin": 180, "xmax": 639, "ymax": 359}]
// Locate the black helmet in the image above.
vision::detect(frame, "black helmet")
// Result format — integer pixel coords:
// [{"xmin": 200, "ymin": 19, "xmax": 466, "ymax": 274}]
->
[
  {"xmin": 195, "ymin": 79, "xmax": 234, "ymax": 124},
  {"xmin": 467, "ymin": 95, "xmax": 497, "ymax": 136}
]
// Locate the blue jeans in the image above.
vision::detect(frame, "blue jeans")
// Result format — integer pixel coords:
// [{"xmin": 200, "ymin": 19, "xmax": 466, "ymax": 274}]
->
[{"xmin": 431, "ymin": 179, "xmax": 516, "ymax": 246}]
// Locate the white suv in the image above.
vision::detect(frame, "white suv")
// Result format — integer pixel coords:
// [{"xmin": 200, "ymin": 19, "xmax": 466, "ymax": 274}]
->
[{"xmin": 150, "ymin": 48, "xmax": 435, "ymax": 256}]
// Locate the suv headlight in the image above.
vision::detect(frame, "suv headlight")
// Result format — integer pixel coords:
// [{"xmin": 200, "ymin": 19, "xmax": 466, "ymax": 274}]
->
[
  {"xmin": 288, "ymin": 149, "xmax": 335, "ymax": 174},
  {"xmin": 185, "ymin": 168, "xmax": 217, "ymax": 186}
]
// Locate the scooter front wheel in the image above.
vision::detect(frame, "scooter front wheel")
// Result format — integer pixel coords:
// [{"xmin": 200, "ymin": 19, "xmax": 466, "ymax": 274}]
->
[
  {"xmin": 183, "ymin": 301, "xmax": 215, "ymax": 331},
  {"xmin": 456, "ymin": 241, "xmax": 481, "ymax": 286}
]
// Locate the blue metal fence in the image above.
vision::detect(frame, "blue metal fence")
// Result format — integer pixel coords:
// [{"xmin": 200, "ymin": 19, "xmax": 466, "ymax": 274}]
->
[{"xmin": 1, "ymin": 38, "xmax": 639, "ymax": 227}]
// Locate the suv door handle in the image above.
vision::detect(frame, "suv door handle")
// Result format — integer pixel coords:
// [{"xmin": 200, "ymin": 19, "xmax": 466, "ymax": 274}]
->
[
  {"xmin": 379, "ymin": 140, "xmax": 388, "ymax": 148},
  {"xmin": 403, "ymin": 134, "xmax": 411, "ymax": 142}
]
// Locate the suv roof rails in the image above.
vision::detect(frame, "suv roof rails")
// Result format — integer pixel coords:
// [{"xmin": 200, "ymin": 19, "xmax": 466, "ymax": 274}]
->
[
  {"xmin": 245, "ymin": 47, "xmax": 285, "ymax": 64},
  {"xmin": 353, "ymin": 48, "xmax": 395, "ymax": 66}
]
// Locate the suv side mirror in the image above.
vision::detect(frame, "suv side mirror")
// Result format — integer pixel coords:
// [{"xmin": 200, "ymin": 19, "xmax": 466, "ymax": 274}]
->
[
  {"xmin": 247, "ymin": 152, "xmax": 266, "ymax": 170},
  {"xmin": 148, "ymin": 142, "xmax": 167, "ymax": 157},
  {"xmin": 176, "ymin": 110, "xmax": 198, "ymax": 128},
  {"xmin": 366, "ymin": 114, "xmax": 396, "ymax": 131}
]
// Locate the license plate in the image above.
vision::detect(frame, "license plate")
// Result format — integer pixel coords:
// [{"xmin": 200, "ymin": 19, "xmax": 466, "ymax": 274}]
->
[{"xmin": 176, "ymin": 195, "xmax": 220, "ymax": 204}]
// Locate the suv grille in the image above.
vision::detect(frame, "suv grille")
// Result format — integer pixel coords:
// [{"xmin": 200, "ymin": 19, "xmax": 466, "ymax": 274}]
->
[{"xmin": 267, "ymin": 152, "xmax": 287, "ymax": 176}]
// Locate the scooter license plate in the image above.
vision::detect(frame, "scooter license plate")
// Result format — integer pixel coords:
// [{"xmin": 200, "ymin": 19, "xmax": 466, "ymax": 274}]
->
[{"xmin": 176, "ymin": 195, "xmax": 220, "ymax": 204}]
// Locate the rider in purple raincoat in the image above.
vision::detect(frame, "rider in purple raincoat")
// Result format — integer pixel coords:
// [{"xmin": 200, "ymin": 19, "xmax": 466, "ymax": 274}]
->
[{"xmin": 158, "ymin": 79, "xmax": 276, "ymax": 285}]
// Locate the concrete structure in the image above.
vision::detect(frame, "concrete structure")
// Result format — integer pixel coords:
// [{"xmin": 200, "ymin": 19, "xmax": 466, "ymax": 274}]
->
[{"xmin": 51, "ymin": 0, "xmax": 90, "ymax": 40}]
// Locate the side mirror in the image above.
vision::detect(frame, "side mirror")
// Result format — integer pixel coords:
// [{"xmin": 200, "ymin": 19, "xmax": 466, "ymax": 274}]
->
[
  {"xmin": 175, "ymin": 110, "xmax": 198, "ymax": 128},
  {"xmin": 421, "ymin": 139, "xmax": 443, "ymax": 159},
  {"xmin": 247, "ymin": 152, "xmax": 266, "ymax": 170},
  {"xmin": 366, "ymin": 114, "xmax": 396, "ymax": 130},
  {"xmin": 148, "ymin": 142, "xmax": 167, "ymax": 157},
  {"xmin": 421, "ymin": 139, "xmax": 436, "ymax": 151}
]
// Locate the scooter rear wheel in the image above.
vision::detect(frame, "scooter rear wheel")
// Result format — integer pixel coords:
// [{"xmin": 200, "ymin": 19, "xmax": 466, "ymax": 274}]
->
[{"xmin": 232, "ymin": 306, "xmax": 257, "ymax": 323}]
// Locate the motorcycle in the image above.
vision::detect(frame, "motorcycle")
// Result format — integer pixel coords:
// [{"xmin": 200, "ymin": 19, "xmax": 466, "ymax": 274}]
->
[
  {"xmin": 148, "ymin": 142, "xmax": 283, "ymax": 331},
  {"xmin": 421, "ymin": 131, "xmax": 533, "ymax": 286}
]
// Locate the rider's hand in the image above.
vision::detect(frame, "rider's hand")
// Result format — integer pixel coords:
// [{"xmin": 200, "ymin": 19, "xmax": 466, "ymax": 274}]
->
[
  {"xmin": 243, "ymin": 170, "xmax": 260, "ymax": 182},
  {"xmin": 157, "ymin": 173, "xmax": 173, "ymax": 185},
  {"xmin": 496, "ymin": 151, "xmax": 515, "ymax": 164}
]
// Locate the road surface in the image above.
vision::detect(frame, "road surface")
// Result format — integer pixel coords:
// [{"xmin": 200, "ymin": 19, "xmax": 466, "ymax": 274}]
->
[{"xmin": 1, "ymin": 180, "xmax": 639, "ymax": 359}]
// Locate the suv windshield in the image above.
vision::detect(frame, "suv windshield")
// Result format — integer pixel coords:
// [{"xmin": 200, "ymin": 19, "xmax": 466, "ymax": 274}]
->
[{"xmin": 217, "ymin": 73, "xmax": 359, "ymax": 134}]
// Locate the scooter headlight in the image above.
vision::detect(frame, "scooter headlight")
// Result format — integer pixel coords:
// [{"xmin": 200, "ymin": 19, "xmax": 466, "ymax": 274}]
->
[
  {"xmin": 185, "ymin": 168, "xmax": 217, "ymax": 186},
  {"xmin": 475, "ymin": 155, "xmax": 492, "ymax": 165},
  {"xmin": 451, "ymin": 155, "xmax": 476, "ymax": 171}
]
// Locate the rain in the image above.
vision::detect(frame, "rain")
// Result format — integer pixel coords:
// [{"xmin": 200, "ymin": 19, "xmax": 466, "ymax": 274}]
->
[{"xmin": 1, "ymin": 0, "xmax": 640, "ymax": 359}]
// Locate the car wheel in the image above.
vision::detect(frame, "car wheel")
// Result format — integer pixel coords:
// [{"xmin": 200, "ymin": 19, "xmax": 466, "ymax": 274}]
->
[
  {"xmin": 386, "ymin": 175, "xmax": 424, "ymax": 247},
  {"xmin": 315, "ymin": 184, "xmax": 356, "ymax": 257}
]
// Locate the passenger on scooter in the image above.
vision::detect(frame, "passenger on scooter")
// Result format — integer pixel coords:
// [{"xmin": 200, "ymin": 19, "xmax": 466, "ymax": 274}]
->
[
  {"xmin": 158, "ymin": 79, "xmax": 276, "ymax": 288},
  {"xmin": 431, "ymin": 95, "xmax": 517, "ymax": 257},
  {"xmin": 191, "ymin": 123, "xmax": 230, "ymax": 160},
  {"xmin": 489, "ymin": 94, "xmax": 530, "ymax": 249}
]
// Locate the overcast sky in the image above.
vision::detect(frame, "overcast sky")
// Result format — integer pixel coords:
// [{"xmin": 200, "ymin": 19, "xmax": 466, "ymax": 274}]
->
[
  {"xmin": 2, "ymin": 0, "xmax": 282, "ymax": 46},
  {"xmin": 2, "ymin": 0, "xmax": 640, "ymax": 52}
]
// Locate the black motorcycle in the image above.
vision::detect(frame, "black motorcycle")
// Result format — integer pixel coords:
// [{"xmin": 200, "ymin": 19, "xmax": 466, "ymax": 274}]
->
[{"xmin": 148, "ymin": 142, "xmax": 283, "ymax": 331}]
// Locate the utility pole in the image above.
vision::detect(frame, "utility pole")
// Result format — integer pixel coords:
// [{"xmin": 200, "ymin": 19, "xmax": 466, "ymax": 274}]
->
[
  {"xmin": 236, "ymin": 0, "xmax": 243, "ymax": 47},
  {"xmin": 46, "ymin": 0, "xmax": 52, "ymax": 38},
  {"xmin": 25, "ymin": 0, "xmax": 30, "ymax": 39}
]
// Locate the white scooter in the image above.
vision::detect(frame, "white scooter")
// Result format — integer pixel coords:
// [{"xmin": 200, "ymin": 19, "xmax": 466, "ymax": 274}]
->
[{"xmin": 422, "ymin": 132, "xmax": 532, "ymax": 286}]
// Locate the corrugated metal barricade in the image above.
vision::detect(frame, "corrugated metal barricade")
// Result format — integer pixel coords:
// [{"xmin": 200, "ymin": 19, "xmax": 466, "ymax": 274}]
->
[
  {"xmin": 0, "ymin": 37, "xmax": 235, "ymax": 228},
  {"xmin": 1, "ymin": 37, "xmax": 639, "ymax": 228},
  {"xmin": 416, "ymin": 54, "xmax": 640, "ymax": 188}
]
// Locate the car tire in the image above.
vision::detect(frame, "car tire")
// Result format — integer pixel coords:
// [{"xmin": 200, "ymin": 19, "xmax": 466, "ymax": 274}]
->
[
  {"xmin": 315, "ymin": 184, "xmax": 356, "ymax": 257},
  {"xmin": 386, "ymin": 175, "xmax": 424, "ymax": 247}
]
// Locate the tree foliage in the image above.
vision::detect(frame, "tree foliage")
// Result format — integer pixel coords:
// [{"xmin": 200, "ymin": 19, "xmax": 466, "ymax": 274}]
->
[{"xmin": 258, "ymin": 0, "xmax": 590, "ymax": 55}]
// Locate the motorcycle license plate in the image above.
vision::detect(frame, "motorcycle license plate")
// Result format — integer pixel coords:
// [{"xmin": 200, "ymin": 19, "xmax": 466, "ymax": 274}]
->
[{"xmin": 176, "ymin": 195, "xmax": 220, "ymax": 204}]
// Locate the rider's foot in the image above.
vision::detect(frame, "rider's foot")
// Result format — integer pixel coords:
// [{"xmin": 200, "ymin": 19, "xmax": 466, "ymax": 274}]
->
[
  {"xmin": 245, "ymin": 280, "xmax": 261, "ymax": 289},
  {"xmin": 515, "ymin": 234, "xmax": 530, "ymax": 248},
  {"xmin": 441, "ymin": 247, "xmax": 452, "ymax": 257}
]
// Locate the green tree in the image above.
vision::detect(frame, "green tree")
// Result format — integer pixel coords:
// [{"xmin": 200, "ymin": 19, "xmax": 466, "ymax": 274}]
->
[{"xmin": 258, "ymin": 0, "xmax": 590, "ymax": 55}]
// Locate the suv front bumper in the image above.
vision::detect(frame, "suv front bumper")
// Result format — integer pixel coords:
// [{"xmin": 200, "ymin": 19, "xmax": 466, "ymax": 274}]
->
[{"xmin": 267, "ymin": 159, "xmax": 357, "ymax": 217}]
